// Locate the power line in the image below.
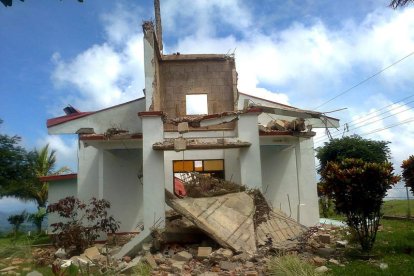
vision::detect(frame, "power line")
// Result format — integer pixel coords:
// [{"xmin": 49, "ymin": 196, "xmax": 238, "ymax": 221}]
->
[
  {"xmin": 314, "ymin": 50, "xmax": 414, "ymax": 110},
  {"xmin": 315, "ymin": 103, "xmax": 414, "ymax": 143},
  {"xmin": 315, "ymin": 94, "xmax": 414, "ymax": 143}
]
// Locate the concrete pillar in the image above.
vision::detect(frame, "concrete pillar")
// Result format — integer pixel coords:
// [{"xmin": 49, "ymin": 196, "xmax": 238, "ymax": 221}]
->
[
  {"xmin": 294, "ymin": 137, "xmax": 319, "ymax": 225},
  {"xmin": 143, "ymin": 29, "xmax": 155, "ymax": 111},
  {"xmin": 140, "ymin": 111, "xmax": 165, "ymax": 230},
  {"xmin": 238, "ymin": 111, "xmax": 263, "ymax": 190}
]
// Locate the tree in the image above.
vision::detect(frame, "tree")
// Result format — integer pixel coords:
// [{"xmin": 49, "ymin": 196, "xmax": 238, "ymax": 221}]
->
[
  {"xmin": 321, "ymin": 158, "xmax": 400, "ymax": 252},
  {"xmin": 316, "ymin": 135, "xmax": 390, "ymax": 173},
  {"xmin": 401, "ymin": 155, "xmax": 414, "ymax": 194},
  {"xmin": 18, "ymin": 144, "xmax": 70, "ymax": 209},
  {"xmin": 0, "ymin": 119, "xmax": 34, "ymax": 197},
  {"xmin": 8, "ymin": 210, "xmax": 27, "ymax": 235},
  {"xmin": 389, "ymin": 0, "xmax": 414, "ymax": 8},
  {"xmin": 1, "ymin": 0, "xmax": 83, "ymax": 7},
  {"xmin": 28, "ymin": 208, "xmax": 47, "ymax": 234}
]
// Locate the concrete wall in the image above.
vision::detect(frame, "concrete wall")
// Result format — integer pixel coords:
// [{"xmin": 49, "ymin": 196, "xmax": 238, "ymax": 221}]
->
[
  {"xmin": 160, "ymin": 59, "xmax": 236, "ymax": 117},
  {"xmin": 164, "ymin": 149, "xmax": 241, "ymax": 192},
  {"xmin": 260, "ymin": 138, "xmax": 319, "ymax": 226},
  {"xmin": 77, "ymin": 143, "xmax": 100, "ymax": 202},
  {"xmin": 102, "ymin": 149, "xmax": 143, "ymax": 232},
  {"xmin": 48, "ymin": 99, "xmax": 145, "ymax": 135},
  {"xmin": 48, "ymin": 178, "xmax": 77, "ymax": 230}
]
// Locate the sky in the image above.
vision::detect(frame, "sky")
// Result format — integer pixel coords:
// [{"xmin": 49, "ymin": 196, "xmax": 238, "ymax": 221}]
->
[{"xmin": 1, "ymin": 0, "xmax": 414, "ymax": 212}]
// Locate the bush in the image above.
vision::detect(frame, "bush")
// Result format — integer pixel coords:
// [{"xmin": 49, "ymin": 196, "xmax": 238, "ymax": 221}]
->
[
  {"xmin": 321, "ymin": 158, "xmax": 400, "ymax": 252},
  {"xmin": 28, "ymin": 208, "xmax": 47, "ymax": 234},
  {"xmin": 7, "ymin": 210, "xmax": 27, "ymax": 235},
  {"xmin": 47, "ymin": 196, "xmax": 120, "ymax": 255},
  {"xmin": 401, "ymin": 155, "xmax": 414, "ymax": 194}
]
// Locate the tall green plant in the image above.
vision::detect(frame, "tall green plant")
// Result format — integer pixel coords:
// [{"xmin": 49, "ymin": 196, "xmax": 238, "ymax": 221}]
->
[
  {"xmin": 321, "ymin": 158, "xmax": 400, "ymax": 252},
  {"xmin": 401, "ymin": 155, "xmax": 414, "ymax": 194}
]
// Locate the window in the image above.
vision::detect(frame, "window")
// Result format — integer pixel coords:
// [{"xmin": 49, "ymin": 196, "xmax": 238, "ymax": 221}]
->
[
  {"xmin": 173, "ymin": 160, "xmax": 224, "ymax": 197},
  {"xmin": 186, "ymin": 94, "xmax": 208, "ymax": 115}
]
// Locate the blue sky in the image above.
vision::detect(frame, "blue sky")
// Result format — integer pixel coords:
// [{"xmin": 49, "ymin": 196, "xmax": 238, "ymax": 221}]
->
[{"xmin": 1, "ymin": 0, "xmax": 414, "ymax": 212}]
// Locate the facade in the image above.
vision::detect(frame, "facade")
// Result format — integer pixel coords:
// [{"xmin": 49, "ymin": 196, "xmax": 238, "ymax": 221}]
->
[{"xmin": 46, "ymin": 21, "xmax": 339, "ymax": 255}]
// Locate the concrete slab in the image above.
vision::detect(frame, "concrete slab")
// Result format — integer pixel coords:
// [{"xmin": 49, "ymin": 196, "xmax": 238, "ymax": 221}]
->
[
  {"xmin": 166, "ymin": 191, "xmax": 257, "ymax": 254},
  {"xmin": 256, "ymin": 209, "xmax": 307, "ymax": 248}
]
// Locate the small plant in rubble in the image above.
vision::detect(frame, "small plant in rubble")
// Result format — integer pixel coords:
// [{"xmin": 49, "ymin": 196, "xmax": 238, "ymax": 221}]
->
[{"xmin": 47, "ymin": 196, "xmax": 120, "ymax": 255}]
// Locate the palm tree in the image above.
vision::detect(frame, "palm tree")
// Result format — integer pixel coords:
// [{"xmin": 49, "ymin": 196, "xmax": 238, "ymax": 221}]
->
[
  {"xmin": 390, "ymin": 0, "xmax": 414, "ymax": 8},
  {"xmin": 29, "ymin": 144, "xmax": 71, "ymax": 209}
]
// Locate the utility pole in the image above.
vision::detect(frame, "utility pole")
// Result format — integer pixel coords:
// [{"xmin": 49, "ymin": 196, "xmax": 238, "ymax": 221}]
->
[{"xmin": 406, "ymin": 186, "xmax": 411, "ymax": 218}]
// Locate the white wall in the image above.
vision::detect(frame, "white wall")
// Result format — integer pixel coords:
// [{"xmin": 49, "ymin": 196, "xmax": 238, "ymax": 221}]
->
[
  {"xmin": 48, "ymin": 99, "xmax": 145, "ymax": 134},
  {"xmin": 260, "ymin": 139, "xmax": 320, "ymax": 226},
  {"xmin": 48, "ymin": 179, "xmax": 77, "ymax": 230},
  {"xmin": 77, "ymin": 144, "xmax": 100, "ymax": 201},
  {"xmin": 103, "ymin": 149, "xmax": 143, "ymax": 232}
]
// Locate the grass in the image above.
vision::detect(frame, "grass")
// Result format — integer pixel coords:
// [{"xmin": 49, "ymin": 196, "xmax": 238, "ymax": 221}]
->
[
  {"xmin": 329, "ymin": 219, "xmax": 414, "ymax": 275},
  {"xmin": 0, "ymin": 232, "xmax": 54, "ymax": 276},
  {"xmin": 267, "ymin": 254, "xmax": 317, "ymax": 276},
  {"xmin": 382, "ymin": 199, "xmax": 414, "ymax": 217},
  {"xmin": 321, "ymin": 199, "xmax": 414, "ymax": 220}
]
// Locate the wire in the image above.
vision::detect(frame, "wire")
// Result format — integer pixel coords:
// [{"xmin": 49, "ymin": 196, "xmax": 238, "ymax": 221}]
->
[
  {"xmin": 314, "ymin": 95, "xmax": 414, "ymax": 143},
  {"xmin": 315, "ymin": 103, "xmax": 414, "ymax": 143},
  {"xmin": 313, "ymin": 50, "xmax": 414, "ymax": 110}
]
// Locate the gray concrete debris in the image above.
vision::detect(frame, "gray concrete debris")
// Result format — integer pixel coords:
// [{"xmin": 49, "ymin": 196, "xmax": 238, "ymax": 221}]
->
[
  {"xmin": 172, "ymin": 250, "xmax": 193, "ymax": 262},
  {"xmin": 318, "ymin": 234, "xmax": 331, "ymax": 244},
  {"xmin": 219, "ymin": 260, "xmax": 239, "ymax": 271},
  {"xmin": 197, "ymin": 247, "xmax": 212, "ymax": 259},
  {"xmin": 166, "ymin": 191, "xmax": 257, "ymax": 254},
  {"xmin": 54, "ymin": 248, "xmax": 67, "ymax": 259},
  {"xmin": 315, "ymin": 265, "xmax": 330, "ymax": 273}
]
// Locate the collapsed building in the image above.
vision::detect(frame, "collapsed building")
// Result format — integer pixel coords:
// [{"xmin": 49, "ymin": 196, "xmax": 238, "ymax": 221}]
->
[{"xmin": 44, "ymin": 1, "xmax": 339, "ymax": 258}]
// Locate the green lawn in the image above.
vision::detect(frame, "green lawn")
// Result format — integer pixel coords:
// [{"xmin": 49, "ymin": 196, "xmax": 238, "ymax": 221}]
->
[
  {"xmin": 329, "ymin": 219, "xmax": 414, "ymax": 275},
  {"xmin": 382, "ymin": 199, "xmax": 414, "ymax": 218}
]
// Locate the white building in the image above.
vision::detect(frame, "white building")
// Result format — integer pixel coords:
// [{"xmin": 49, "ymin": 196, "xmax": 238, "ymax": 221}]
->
[{"xmin": 46, "ymin": 15, "xmax": 339, "ymax": 256}]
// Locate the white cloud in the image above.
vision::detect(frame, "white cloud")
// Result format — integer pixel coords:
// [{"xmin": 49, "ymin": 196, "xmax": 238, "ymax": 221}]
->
[
  {"xmin": 37, "ymin": 136, "xmax": 78, "ymax": 172},
  {"xmin": 51, "ymin": 6, "xmax": 145, "ymax": 113}
]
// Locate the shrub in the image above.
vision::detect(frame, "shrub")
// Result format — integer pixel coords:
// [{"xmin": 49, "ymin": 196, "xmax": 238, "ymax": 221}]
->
[
  {"xmin": 7, "ymin": 210, "xmax": 27, "ymax": 235},
  {"xmin": 47, "ymin": 196, "xmax": 120, "ymax": 255},
  {"xmin": 401, "ymin": 155, "xmax": 414, "ymax": 194},
  {"xmin": 320, "ymin": 158, "xmax": 400, "ymax": 252},
  {"xmin": 28, "ymin": 207, "xmax": 47, "ymax": 234}
]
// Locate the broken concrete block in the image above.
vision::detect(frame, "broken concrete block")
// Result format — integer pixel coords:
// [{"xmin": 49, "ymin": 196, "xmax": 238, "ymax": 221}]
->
[
  {"xmin": 219, "ymin": 261, "xmax": 238, "ymax": 271},
  {"xmin": 84, "ymin": 246, "xmax": 101, "ymax": 260},
  {"xmin": 166, "ymin": 192, "xmax": 257, "ymax": 254},
  {"xmin": 315, "ymin": 266, "xmax": 329, "ymax": 273},
  {"xmin": 329, "ymin": 258, "xmax": 340, "ymax": 265},
  {"xmin": 266, "ymin": 119, "xmax": 286, "ymax": 131},
  {"xmin": 54, "ymin": 248, "xmax": 67, "ymax": 259},
  {"xmin": 120, "ymin": 256, "xmax": 142, "ymax": 273},
  {"xmin": 197, "ymin": 247, "xmax": 212, "ymax": 259},
  {"xmin": 318, "ymin": 234, "xmax": 331, "ymax": 244},
  {"xmin": 178, "ymin": 122, "xmax": 189, "ymax": 133},
  {"xmin": 174, "ymin": 138, "xmax": 187, "ymax": 151},
  {"xmin": 173, "ymin": 251, "xmax": 193, "ymax": 262},
  {"xmin": 214, "ymin": 248, "xmax": 234, "ymax": 259},
  {"xmin": 336, "ymin": 240, "xmax": 348, "ymax": 248},
  {"xmin": 312, "ymin": 256, "xmax": 326, "ymax": 266},
  {"xmin": 171, "ymin": 260, "xmax": 185, "ymax": 273},
  {"xmin": 144, "ymin": 253, "xmax": 158, "ymax": 269}
]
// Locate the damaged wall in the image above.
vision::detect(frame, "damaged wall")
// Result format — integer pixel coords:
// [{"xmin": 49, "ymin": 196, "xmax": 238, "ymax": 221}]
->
[{"xmin": 160, "ymin": 58, "xmax": 236, "ymax": 117}]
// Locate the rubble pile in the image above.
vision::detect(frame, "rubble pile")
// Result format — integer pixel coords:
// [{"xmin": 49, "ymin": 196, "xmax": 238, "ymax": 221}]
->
[{"xmin": 32, "ymin": 222, "xmax": 352, "ymax": 275}]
